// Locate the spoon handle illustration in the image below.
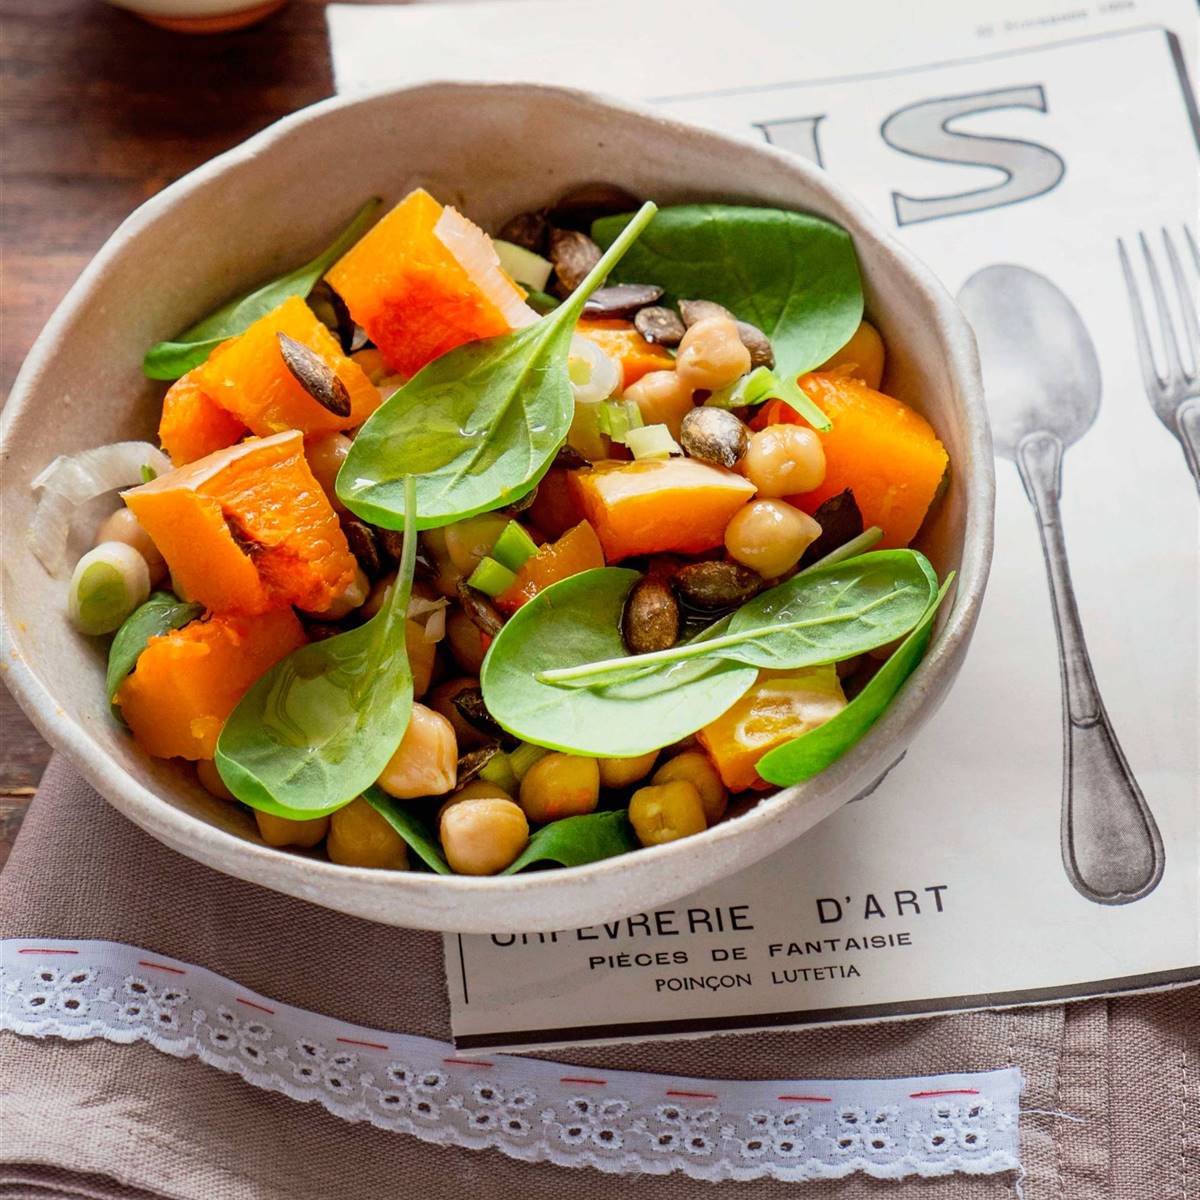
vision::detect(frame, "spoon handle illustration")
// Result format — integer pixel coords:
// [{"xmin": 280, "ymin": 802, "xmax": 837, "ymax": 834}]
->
[
  {"xmin": 1016, "ymin": 433, "xmax": 1166, "ymax": 904},
  {"xmin": 1177, "ymin": 397, "xmax": 1200, "ymax": 492}
]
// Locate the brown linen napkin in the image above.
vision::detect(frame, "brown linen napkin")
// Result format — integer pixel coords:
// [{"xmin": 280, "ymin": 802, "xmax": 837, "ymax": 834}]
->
[{"xmin": 1, "ymin": 758, "xmax": 1197, "ymax": 1200}]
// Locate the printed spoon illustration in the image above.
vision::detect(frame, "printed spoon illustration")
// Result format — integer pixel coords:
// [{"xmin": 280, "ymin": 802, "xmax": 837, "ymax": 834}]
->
[{"xmin": 958, "ymin": 265, "xmax": 1165, "ymax": 904}]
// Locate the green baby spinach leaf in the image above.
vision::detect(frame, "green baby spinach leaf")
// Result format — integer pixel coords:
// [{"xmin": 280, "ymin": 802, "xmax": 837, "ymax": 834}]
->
[
  {"xmin": 214, "ymin": 476, "xmax": 418, "ymax": 820},
  {"xmin": 480, "ymin": 567, "xmax": 758, "ymax": 757},
  {"xmin": 363, "ymin": 786, "xmax": 451, "ymax": 874},
  {"xmin": 593, "ymin": 204, "xmax": 866, "ymax": 431},
  {"xmin": 336, "ymin": 202, "xmax": 659, "ymax": 532},
  {"xmin": 756, "ymin": 576, "xmax": 954, "ymax": 786},
  {"xmin": 142, "ymin": 197, "xmax": 381, "ymax": 381},
  {"xmin": 106, "ymin": 590, "xmax": 203, "ymax": 710},
  {"xmin": 503, "ymin": 809, "xmax": 639, "ymax": 874},
  {"xmin": 539, "ymin": 550, "xmax": 937, "ymax": 687}
]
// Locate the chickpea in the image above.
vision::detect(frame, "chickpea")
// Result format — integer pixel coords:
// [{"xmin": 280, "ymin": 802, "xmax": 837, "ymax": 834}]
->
[
  {"xmin": 446, "ymin": 606, "xmax": 487, "ymax": 675},
  {"xmin": 440, "ymin": 797, "xmax": 529, "ymax": 875},
  {"xmin": 652, "ymin": 751, "xmax": 728, "ymax": 823},
  {"xmin": 427, "ymin": 676, "xmax": 491, "ymax": 750},
  {"xmin": 629, "ymin": 781, "xmax": 707, "ymax": 847},
  {"xmin": 598, "ymin": 751, "xmax": 658, "ymax": 789},
  {"xmin": 420, "ymin": 528, "xmax": 464, "ymax": 598},
  {"xmin": 444, "ymin": 513, "xmax": 510, "ymax": 575},
  {"xmin": 306, "ymin": 432, "xmax": 352, "ymax": 511},
  {"xmin": 307, "ymin": 566, "xmax": 369, "ymax": 620},
  {"xmin": 675, "ymin": 316, "xmax": 751, "ymax": 391},
  {"xmin": 95, "ymin": 506, "xmax": 167, "ymax": 586},
  {"xmin": 360, "ymin": 571, "xmax": 395, "ymax": 621},
  {"xmin": 741, "ymin": 425, "xmax": 826, "ymax": 497},
  {"xmin": 819, "ymin": 319, "xmax": 885, "ymax": 390},
  {"xmin": 519, "ymin": 753, "xmax": 600, "ymax": 823},
  {"xmin": 439, "ymin": 778, "xmax": 514, "ymax": 820},
  {"xmin": 405, "ymin": 618, "xmax": 438, "ymax": 698},
  {"xmin": 195, "ymin": 758, "xmax": 234, "ymax": 801},
  {"xmin": 376, "ymin": 703, "xmax": 457, "ymax": 799},
  {"xmin": 327, "ymin": 797, "xmax": 408, "ymax": 869},
  {"xmin": 255, "ymin": 809, "xmax": 329, "ymax": 848},
  {"xmin": 622, "ymin": 370, "xmax": 696, "ymax": 439},
  {"xmin": 724, "ymin": 499, "xmax": 822, "ymax": 578},
  {"xmin": 350, "ymin": 347, "xmax": 388, "ymax": 384}
]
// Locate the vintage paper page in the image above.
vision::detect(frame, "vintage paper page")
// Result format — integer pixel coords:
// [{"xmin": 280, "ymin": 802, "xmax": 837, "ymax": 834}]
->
[{"xmin": 329, "ymin": 0, "xmax": 1200, "ymax": 1050}]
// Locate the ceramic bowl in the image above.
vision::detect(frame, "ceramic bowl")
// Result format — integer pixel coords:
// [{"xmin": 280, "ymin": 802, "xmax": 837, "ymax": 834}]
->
[{"xmin": 0, "ymin": 82, "xmax": 993, "ymax": 933}]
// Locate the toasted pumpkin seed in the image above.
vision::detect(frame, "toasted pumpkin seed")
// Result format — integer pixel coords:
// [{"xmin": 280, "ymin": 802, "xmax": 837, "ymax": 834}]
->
[
  {"xmin": 457, "ymin": 581, "xmax": 504, "ymax": 637},
  {"xmin": 550, "ymin": 181, "xmax": 641, "ymax": 231},
  {"xmin": 679, "ymin": 298, "xmax": 734, "ymax": 327},
  {"xmin": 679, "ymin": 406, "xmax": 749, "ymax": 469},
  {"xmin": 452, "ymin": 686, "xmax": 504, "ymax": 739},
  {"xmin": 553, "ymin": 443, "xmax": 591, "ymax": 470},
  {"xmin": 582, "ymin": 283, "xmax": 663, "ymax": 319},
  {"xmin": 457, "ymin": 744, "xmax": 502, "ymax": 786},
  {"xmin": 497, "ymin": 209, "xmax": 550, "ymax": 254},
  {"xmin": 672, "ymin": 561, "xmax": 762, "ymax": 610},
  {"xmin": 549, "ymin": 229, "xmax": 603, "ymax": 298},
  {"xmin": 622, "ymin": 576, "xmax": 680, "ymax": 655},
  {"xmin": 277, "ymin": 332, "xmax": 351, "ymax": 417},
  {"xmin": 797, "ymin": 489, "xmax": 864, "ymax": 568},
  {"xmin": 634, "ymin": 306, "xmax": 686, "ymax": 347},
  {"xmin": 341, "ymin": 517, "xmax": 384, "ymax": 578}
]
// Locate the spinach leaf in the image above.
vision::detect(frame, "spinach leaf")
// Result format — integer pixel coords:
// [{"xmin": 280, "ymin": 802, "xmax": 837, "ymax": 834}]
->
[
  {"xmin": 106, "ymin": 590, "xmax": 203, "ymax": 707},
  {"xmin": 592, "ymin": 205, "xmax": 865, "ymax": 431},
  {"xmin": 480, "ymin": 568, "xmax": 758, "ymax": 757},
  {"xmin": 336, "ymin": 202, "xmax": 659, "ymax": 532},
  {"xmin": 539, "ymin": 550, "xmax": 937, "ymax": 687},
  {"xmin": 142, "ymin": 197, "xmax": 381, "ymax": 381},
  {"xmin": 503, "ymin": 809, "xmax": 639, "ymax": 874},
  {"xmin": 214, "ymin": 477, "xmax": 418, "ymax": 819},
  {"xmin": 363, "ymin": 786, "xmax": 451, "ymax": 874},
  {"xmin": 756, "ymin": 577, "xmax": 953, "ymax": 786}
]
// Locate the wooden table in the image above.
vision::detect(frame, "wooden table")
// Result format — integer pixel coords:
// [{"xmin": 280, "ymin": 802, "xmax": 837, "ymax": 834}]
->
[{"xmin": 0, "ymin": 0, "xmax": 375, "ymax": 862}]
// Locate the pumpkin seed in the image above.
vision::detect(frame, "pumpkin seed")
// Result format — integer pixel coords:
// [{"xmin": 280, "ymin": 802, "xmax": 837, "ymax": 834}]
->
[
  {"xmin": 457, "ymin": 743, "xmax": 502, "ymax": 786},
  {"xmin": 672, "ymin": 561, "xmax": 762, "ymax": 610},
  {"xmin": 679, "ymin": 298, "xmax": 734, "ymax": 327},
  {"xmin": 797, "ymin": 489, "xmax": 863, "ymax": 568},
  {"xmin": 582, "ymin": 283, "xmax": 664, "ymax": 320},
  {"xmin": 679, "ymin": 406, "xmax": 748, "ymax": 469},
  {"xmin": 678, "ymin": 299, "xmax": 774, "ymax": 368},
  {"xmin": 621, "ymin": 576, "xmax": 680, "ymax": 655},
  {"xmin": 452, "ymin": 686, "xmax": 504, "ymax": 739},
  {"xmin": 550, "ymin": 181, "xmax": 641, "ymax": 232},
  {"xmin": 457, "ymin": 581, "xmax": 504, "ymax": 637},
  {"xmin": 634, "ymin": 306, "xmax": 686, "ymax": 347},
  {"xmin": 301, "ymin": 620, "xmax": 348, "ymax": 642},
  {"xmin": 277, "ymin": 332, "xmax": 351, "ymax": 417},
  {"xmin": 553, "ymin": 443, "xmax": 591, "ymax": 470},
  {"xmin": 341, "ymin": 517, "xmax": 384, "ymax": 578},
  {"xmin": 497, "ymin": 209, "xmax": 550, "ymax": 254},
  {"xmin": 549, "ymin": 229, "xmax": 603, "ymax": 298},
  {"xmin": 308, "ymin": 281, "xmax": 357, "ymax": 355}
]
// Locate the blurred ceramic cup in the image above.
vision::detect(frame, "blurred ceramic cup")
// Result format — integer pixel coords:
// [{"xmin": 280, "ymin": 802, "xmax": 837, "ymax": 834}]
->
[{"xmin": 106, "ymin": 0, "xmax": 288, "ymax": 33}]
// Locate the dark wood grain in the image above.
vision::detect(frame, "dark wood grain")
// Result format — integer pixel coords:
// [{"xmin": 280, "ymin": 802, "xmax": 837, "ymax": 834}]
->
[{"xmin": 1, "ymin": 0, "xmax": 385, "ymax": 843}]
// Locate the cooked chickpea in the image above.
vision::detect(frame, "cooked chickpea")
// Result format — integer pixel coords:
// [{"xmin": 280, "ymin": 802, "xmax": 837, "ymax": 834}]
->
[
  {"xmin": 420, "ymin": 528, "xmax": 464, "ymax": 598},
  {"xmin": 255, "ymin": 809, "xmax": 329, "ymax": 848},
  {"xmin": 376, "ymin": 703, "xmax": 457, "ymax": 799},
  {"xmin": 741, "ymin": 425, "xmax": 826, "ymax": 497},
  {"xmin": 305, "ymin": 432, "xmax": 352, "ymax": 511},
  {"xmin": 405, "ymin": 618, "xmax": 438, "ymax": 698},
  {"xmin": 724, "ymin": 499, "xmax": 822, "ymax": 578},
  {"xmin": 445, "ymin": 606, "xmax": 487, "ymax": 675},
  {"xmin": 308, "ymin": 566, "xmax": 369, "ymax": 620},
  {"xmin": 598, "ymin": 751, "xmax": 658, "ymax": 789},
  {"xmin": 444, "ymin": 513, "xmax": 510, "ymax": 575},
  {"xmin": 440, "ymin": 797, "xmax": 529, "ymax": 875},
  {"xmin": 95, "ymin": 506, "xmax": 167, "ymax": 586},
  {"xmin": 326, "ymin": 797, "xmax": 408, "ymax": 869},
  {"xmin": 195, "ymin": 758, "xmax": 234, "ymax": 801},
  {"xmin": 819, "ymin": 319, "xmax": 885, "ymax": 390},
  {"xmin": 675, "ymin": 316, "xmax": 751, "ymax": 391},
  {"xmin": 629, "ymin": 780, "xmax": 707, "ymax": 847},
  {"xmin": 622, "ymin": 370, "xmax": 696, "ymax": 439},
  {"xmin": 519, "ymin": 753, "xmax": 600, "ymax": 823},
  {"xmin": 652, "ymin": 751, "xmax": 728, "ymax": 823}
]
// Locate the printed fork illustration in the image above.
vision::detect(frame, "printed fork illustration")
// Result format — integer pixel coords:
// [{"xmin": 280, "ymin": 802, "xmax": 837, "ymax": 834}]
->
[{"xmin": 1117, "ymin": 227, "xmax": 1200, "ymax": 491}]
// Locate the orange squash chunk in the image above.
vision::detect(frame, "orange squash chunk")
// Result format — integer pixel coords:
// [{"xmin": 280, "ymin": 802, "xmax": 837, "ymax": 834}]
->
[
  {"xmin": 755, "ymin": 372, "xmax": 949, "ymax": 549},
  {"xmin": 568, "ymin": 458, "xmax": 756, "ymax": 562},
  {"xmin": 327, "ymin": 188, "xmax": 534, "ymax": 378},
  {"xmin": 115, "ymin": 608, "xmax": 306, "ymax": 760},
  {"xmin": 195, "ymin": 295, "xmax": 380, "ymax": 437},
  {"xmin": 575, "ymin": 319, "xmax": 676, "ymax": 388},
  {"xmin": 158, "ymin": 369, "xmax": 247, "ymax": 466},
  {"xmin": 698, "ymin": 666, "xmax": 847, "ymax": 792},
  {"xmin": 123, "ymin": 430, "xmax": 356, "ymax": 615},
  {"xmin": 495, "ymin": 520, "xmax": 605, "ymax": 613}
]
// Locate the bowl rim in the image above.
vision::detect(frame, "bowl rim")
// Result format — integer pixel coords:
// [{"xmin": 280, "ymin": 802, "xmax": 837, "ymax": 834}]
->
[{"xmin": 0, "ymin": 79, "xmax": 994, "ymax": 925}]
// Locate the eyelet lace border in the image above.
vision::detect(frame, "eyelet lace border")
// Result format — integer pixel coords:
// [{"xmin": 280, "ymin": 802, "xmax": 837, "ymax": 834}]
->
[{"xmin": 1, "ymin": 939, "xmax": 1021, "ymax": 1184}]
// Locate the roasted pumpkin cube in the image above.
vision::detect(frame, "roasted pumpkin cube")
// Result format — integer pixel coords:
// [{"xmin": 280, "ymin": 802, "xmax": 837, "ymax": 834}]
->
[
  {"xmin": 495, "ymin": 520, "xmax": 605, "ymax": 613},
  {"xmin": 575, "ymin": 319, "xmax": 676, "ymax": 388},
  {"xmin": 158, "ymin": 369, "xmax": 247, "ymax": 466}
]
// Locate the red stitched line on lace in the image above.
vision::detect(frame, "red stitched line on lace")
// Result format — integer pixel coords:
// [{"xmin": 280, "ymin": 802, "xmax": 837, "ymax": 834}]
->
[
  {"xmin": 138, "ymin": 960, "xmax": 186, "ymax": 975},
  {"xmin": 665, "ymin": 1090, "xmax": 718, "ymax": 1099},
  {"xmin": 18, "ymin": 948, "xmax": 79, "ymax": 954},
  {"xmin": 235, "ymin": 997, "xmax": 275, "ymax": 1014},
  {"xmin": 337, "ymin": 1037, "xmax": 389, "ymax": 1050},
  {"xmin": 910, "ymin": 1089, "xmax": 980, "ymax": 1098},
  {"xmin": 443, "ymin": 1058, "xmax": 493, "ymax": 1068},
  {"xmin": 777, "ymin": 1095, "xmax": 832, "ymax": 1102},
  {"xmin": 560, "ymin": 1077, "xmax": 608, "ymax": 1086}
]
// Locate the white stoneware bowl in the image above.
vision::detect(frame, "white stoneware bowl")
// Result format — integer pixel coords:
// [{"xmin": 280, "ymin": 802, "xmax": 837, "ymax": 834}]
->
[{"xmin": 0, "ymin": 83, "xmax": 993, "ymax": 933}]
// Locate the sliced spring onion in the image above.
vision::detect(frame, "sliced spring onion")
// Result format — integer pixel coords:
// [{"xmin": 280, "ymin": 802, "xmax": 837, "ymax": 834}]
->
[
  {"xmin": 595, "ymin": 399, "xmax": 644, "ymax": 444},
  {"xmin": 567, "ymin": 334, "xmax": 621, "ymax": 405},
  {"xmin": 68, "ymin": 542, "xmax": 151, "ymax": 636},
  {"xmin": 706, "ymin": 366, "xmax": 780, "ymax": 409},
  {"xmin": 626, "ymin": 423, "xmax": 683, "ymax": 461},
  {"xmin": 508, "ymin": 741, "xmax": 551, "ymax": 781},
  {"xmin": 467, "ymin": 555, "xmax": 518, "ymax": 598},
  {"xmin": 490, "ymin": 521, "xmax": 539, "ymax": 572},
  {"xmin": 493, "ymin": 239, "xmax": 554, "ymax": 292},
  {"xmin": 524, "ymin": 289, "xmax": 560, "ymax": 315}
]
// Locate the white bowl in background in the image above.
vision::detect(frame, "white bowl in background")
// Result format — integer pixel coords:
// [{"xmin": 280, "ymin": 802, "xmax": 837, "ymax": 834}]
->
[{"xmin": 0, "ymin": 83, "xmax": 993, "ymax": 933}]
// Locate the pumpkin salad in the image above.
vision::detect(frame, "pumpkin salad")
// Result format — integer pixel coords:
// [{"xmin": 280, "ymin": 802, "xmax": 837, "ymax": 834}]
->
[{"xmin": 41, "ymin": 184, "xmax": 951, "ymax": 877}]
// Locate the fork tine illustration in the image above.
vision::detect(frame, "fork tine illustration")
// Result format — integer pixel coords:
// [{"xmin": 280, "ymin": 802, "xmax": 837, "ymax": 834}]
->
[
  {"xmin": 1162, "ymin": 230, "xmax": 1200, "ymax": 376},
  {"xmin": 1118, "ymin": 238, "xmax": 1162, "ymax": 400}
]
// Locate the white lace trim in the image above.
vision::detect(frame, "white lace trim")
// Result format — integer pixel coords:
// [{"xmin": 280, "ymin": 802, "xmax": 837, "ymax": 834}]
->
[{"xmin": 0, "ymin": 938, "xmax": 1021, "ymax": 1183}]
